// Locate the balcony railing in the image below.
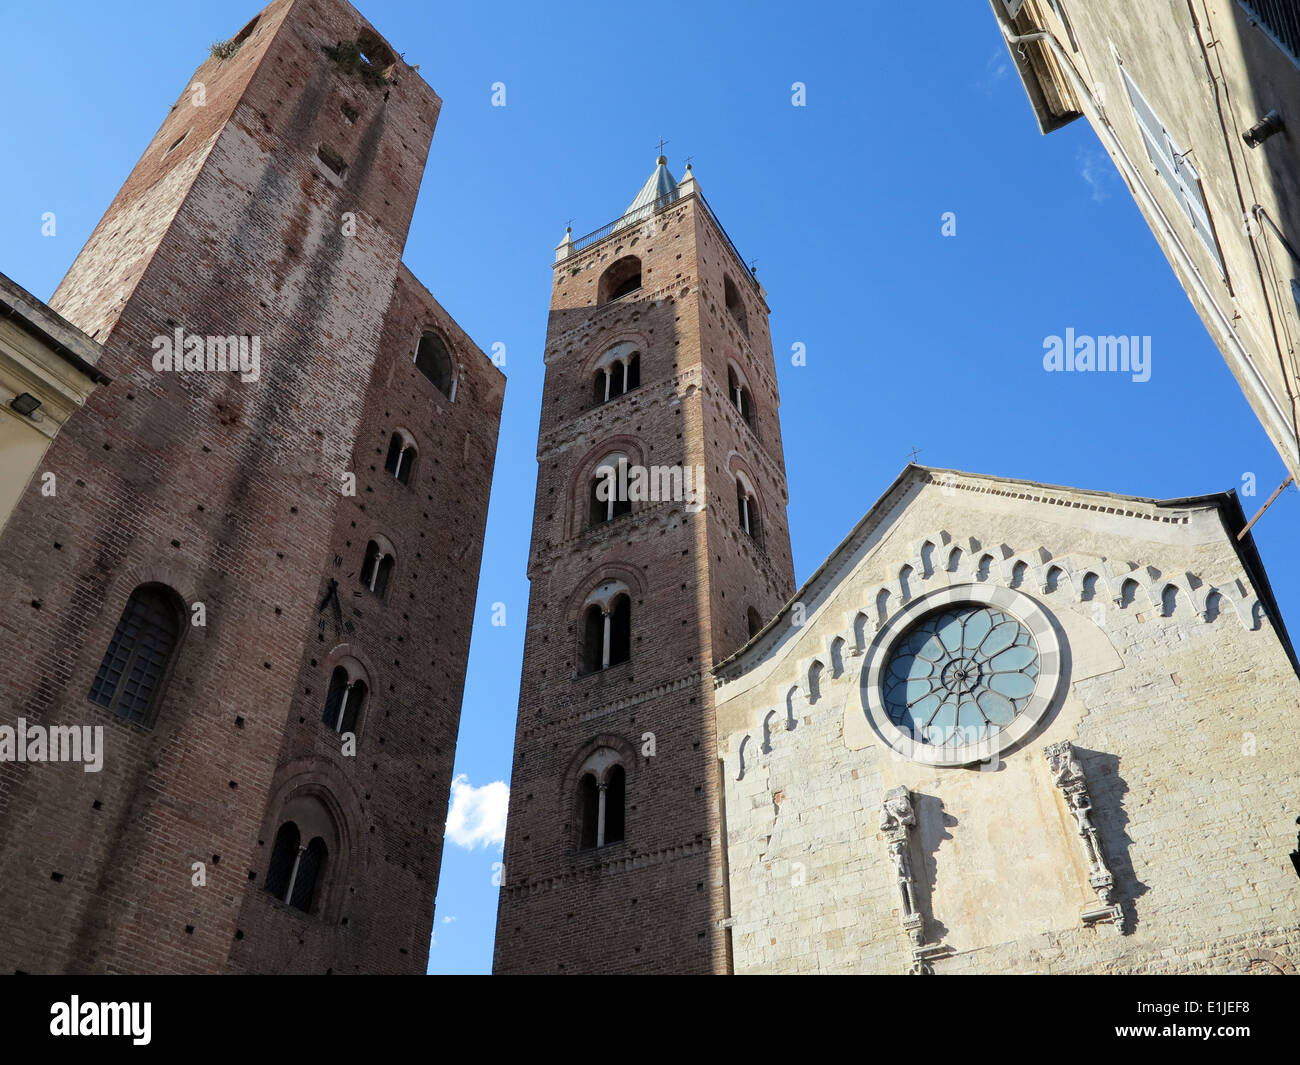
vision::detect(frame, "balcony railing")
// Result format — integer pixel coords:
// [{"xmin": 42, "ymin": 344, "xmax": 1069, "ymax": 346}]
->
[
  {"xmin": 568, "ymin": 189, "xmax": 761, "ymax": 293},
  {"xmin": 1240, "ymin": 0, "xmax": 1300, "ymax": 61}
]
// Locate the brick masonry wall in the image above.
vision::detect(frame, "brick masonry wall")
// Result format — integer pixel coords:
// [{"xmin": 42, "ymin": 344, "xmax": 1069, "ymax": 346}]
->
[
  {"xmin": 494, "ymin": 192, "xmax": 796, "ymax": 973},
  {"xmin": 0, "ymin": 0, "xmax": 500, "ymax": 975},
  {"xmin": 715, "ymin": 470, "xmax": 1300, "ymax": 974}
]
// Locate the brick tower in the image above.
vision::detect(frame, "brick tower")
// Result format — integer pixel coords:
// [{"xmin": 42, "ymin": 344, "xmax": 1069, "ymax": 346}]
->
[
  {"xmin": 0, "ymin": 0, "xmax": 502, "ymax": 974},
  {"xmin": 493, "ymin": 157, "xmax": 795, "ymax": 973}
]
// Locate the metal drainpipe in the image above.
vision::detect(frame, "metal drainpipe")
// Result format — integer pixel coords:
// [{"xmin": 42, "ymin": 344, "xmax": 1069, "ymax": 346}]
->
[{"xmin": 995, "ymin": 15, "xmax": 1300, "ymax": 473}]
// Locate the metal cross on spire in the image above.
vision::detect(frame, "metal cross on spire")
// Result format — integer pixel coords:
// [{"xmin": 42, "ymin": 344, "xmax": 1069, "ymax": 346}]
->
[
  {"xmin": 656, "ymin": 137, "xmax": 669, "ymax": 157},
  {"xmin": 908, "ymin": 447, "xmax": 923, "ymax": 463}
]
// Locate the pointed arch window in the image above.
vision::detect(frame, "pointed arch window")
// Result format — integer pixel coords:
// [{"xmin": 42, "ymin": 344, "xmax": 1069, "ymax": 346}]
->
[
  {"xmin": 384, "ymin": 431, "xmax": 417, "ymax": 485},
  {"xmin": 747, "ymin": 606, "xmax": 763, "ymax": 638},
  {"xmin": 88, "ymin": 583, "xmax": 184, "ymax": 726}
]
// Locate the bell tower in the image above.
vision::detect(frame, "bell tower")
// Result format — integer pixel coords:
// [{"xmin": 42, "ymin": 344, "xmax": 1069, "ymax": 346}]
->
[{"xmin": 493, "ymin": 156, "xmax": 796, "ymax": 973}]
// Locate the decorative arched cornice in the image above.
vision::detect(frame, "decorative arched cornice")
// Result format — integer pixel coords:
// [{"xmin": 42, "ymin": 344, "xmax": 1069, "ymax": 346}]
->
[{"xmin": 721, "ymin": 526, "xmax": 1267, "ymax": 777}]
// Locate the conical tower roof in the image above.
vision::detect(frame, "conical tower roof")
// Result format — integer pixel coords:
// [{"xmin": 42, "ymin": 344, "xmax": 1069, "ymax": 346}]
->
[{"xmin": 613, "ymin": 155, "xmax": 680, "ymax": 232}]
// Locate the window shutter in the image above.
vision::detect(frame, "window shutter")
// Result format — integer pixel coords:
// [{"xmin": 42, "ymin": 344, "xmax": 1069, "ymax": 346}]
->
[{"xmin": 1121, "ymin": 66, "xmax": 1223, "ymax": 274}]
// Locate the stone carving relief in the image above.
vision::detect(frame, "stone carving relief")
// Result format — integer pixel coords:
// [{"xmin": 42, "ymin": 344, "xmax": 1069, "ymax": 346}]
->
[
  {"xmin": 879, "ymin": 786, "xmax": 947, "ymax": 974},
  {"xmin": 1044, "ymin": 740, "xmax": 1122, "ymax": 930}
]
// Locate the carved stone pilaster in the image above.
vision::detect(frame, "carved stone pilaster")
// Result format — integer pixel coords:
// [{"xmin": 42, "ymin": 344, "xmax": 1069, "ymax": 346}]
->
[
  {"xmin": 1044, "ymin": 741, "xmax": 1122, "ymax": 930},
  {"xmin": 880, "ymin": 786, "xmax": 944, "ymax": 973}
]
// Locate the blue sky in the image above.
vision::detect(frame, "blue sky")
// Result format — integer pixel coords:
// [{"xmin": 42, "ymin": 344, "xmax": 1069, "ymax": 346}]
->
[{"xmin": 2, "ymin": 0, "xmax": 1295, "ymax": 975}]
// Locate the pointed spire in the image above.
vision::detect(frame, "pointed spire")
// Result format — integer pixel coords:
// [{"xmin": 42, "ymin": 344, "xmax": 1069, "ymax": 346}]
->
[
  {"xmin": 555, "ymin": 225, "xmax": 573, "ymax": 264},
  {"xmin": 677, "ymin": 160, "xmax": 698, "ymax": 198},
  {"xmin": 613, "ymin": 154, "xmax": 680, "ymax": 233}
]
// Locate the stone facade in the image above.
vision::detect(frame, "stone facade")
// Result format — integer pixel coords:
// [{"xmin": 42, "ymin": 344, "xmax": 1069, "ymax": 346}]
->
[
  {"xmin": 714, "ymin": 466, "xmax": 1299, "ymax": 974},
  {"xmin": 0, "ymin": 0, "xmax": 502, "ymax": 974},
  {"xmin": 0, "ymin": 273, "xmax": 108, "ymax": 534},
  {"xmin": 493, "ymin": 162, "xmax": 796, "ymax": 974},
  {"xmin": 991, "ymin": 0, "xmax": 1300, "ymax": 483}
]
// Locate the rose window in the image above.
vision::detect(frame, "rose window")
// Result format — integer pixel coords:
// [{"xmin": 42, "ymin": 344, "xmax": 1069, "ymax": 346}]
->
[{"xmin": 881, "ymin": 605, "xmax": 1040, "ymax": 747}]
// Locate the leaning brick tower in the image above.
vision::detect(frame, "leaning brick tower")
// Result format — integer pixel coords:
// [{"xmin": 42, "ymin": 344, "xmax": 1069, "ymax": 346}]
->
[
  {"xmin": 493, "ymin": 156, "xmax": 796, "ymax": 973},
  {"xmin": 0, "ymin": 0, "xmax": 501, "ymax": 974}
]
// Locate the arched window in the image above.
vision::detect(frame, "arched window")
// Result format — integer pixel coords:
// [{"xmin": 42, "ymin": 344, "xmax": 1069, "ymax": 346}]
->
[
  {"xmin": 265, "ymin": 794, "xmax": 339, "ymax": 915},
  {"xmin": 578, "ymin": 774, "xmax": 599, "ymax": 849},
  {"xmin": 88, "ymin": 583, "xmax": 183, "ymax": 726},
  {"xmin": 736, "ymin": 477, "xmax": 762, "ymax": 544},
  {"xmin": 322, "ymin": 662, "xmax": 367, "ymax": 734},
  {"xmin": 604, "ymin": 764, "xmax": 625, "ymax": 844},
  {"xmin": 575, "ymin": 748, "xmax": 627, "ymax": 849},
  {"xmin": 727, "ymin": 364, "xmax": 754, "ymax": 429},
  {"xmin": 724, "ymin": 275, "xmax": 749, "ymax": 337},
  {"xmin": 265, "ymin": 822, "xmax": 300, "ymax": 900},
  {"xmin": 360, "ymin": 539, "xmax": 394, "ymax": 598},
  {"xmin": 290, "ymin": 837, "xmax": 328, "ymax": 912},
  {"xmin": 588, "ymin": 454, "xmax": 631, "ymax": 526},
  {"xmin": 592, "ymin": 343, "xmax": 642, "ymax": 405},
  {"xmin": 414, "ymin": 331, "xmax": 454, "ymax": 399},
  {"xmin": 265, "ymin": 821, "xmax": 328, "ymax": 914},
  {"xmin": 580, "ymin": 583, "xmax": 632, "ymax": 672},
  {"xmin": 747, "ymin": 606, "xmax": 763, "ymax": 638},
  {"xmin": 384, "ymin": 431, "xmax": 417, "ymax": 485},
  {"xmin": 597, "ymin": 256, "xmax": 642, "ymax": 304}
]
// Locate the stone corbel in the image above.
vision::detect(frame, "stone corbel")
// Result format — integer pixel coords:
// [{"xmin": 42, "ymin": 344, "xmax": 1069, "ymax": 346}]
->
[
  {"xmin": 1044, "ymin": 741, "xmax": 1122, "ymax": 930},
  {"xmin": 879, "ymin": 786, "xmax": 946, "ymax": 973}
]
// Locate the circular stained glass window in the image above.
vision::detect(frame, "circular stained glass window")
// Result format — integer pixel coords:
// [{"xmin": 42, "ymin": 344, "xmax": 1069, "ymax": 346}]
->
[{"xmin": 882, "ymin": 605, "xmax": 1040, "ymax": 748}]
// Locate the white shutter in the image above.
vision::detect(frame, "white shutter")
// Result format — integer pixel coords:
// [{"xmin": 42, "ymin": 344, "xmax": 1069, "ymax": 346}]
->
[{"xmin": 1121, "ymin": 66, "xmax": 1224, "ymax": 274}]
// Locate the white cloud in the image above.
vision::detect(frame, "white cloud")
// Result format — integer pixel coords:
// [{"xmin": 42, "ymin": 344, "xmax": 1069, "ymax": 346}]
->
[
  {"xmin": 1078, "ymin": 148, "xmax": 1113, "ymax": 203},
  {"xmin": 442, "ymin": 915, "xmax": 457, "ymax": 924},
  {"xmin": 445, "ymin": 774, "xmax": 509, "ymax": 850},
  {"xmin": 976, "ymin": 49, "xmax": 1010, "ymax": 95}
]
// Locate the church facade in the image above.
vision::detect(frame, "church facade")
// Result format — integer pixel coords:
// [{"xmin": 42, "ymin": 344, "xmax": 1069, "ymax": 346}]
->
[{"xmin": 714, "ymin": 465, "xmax": 1299, "ymax": 974}]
